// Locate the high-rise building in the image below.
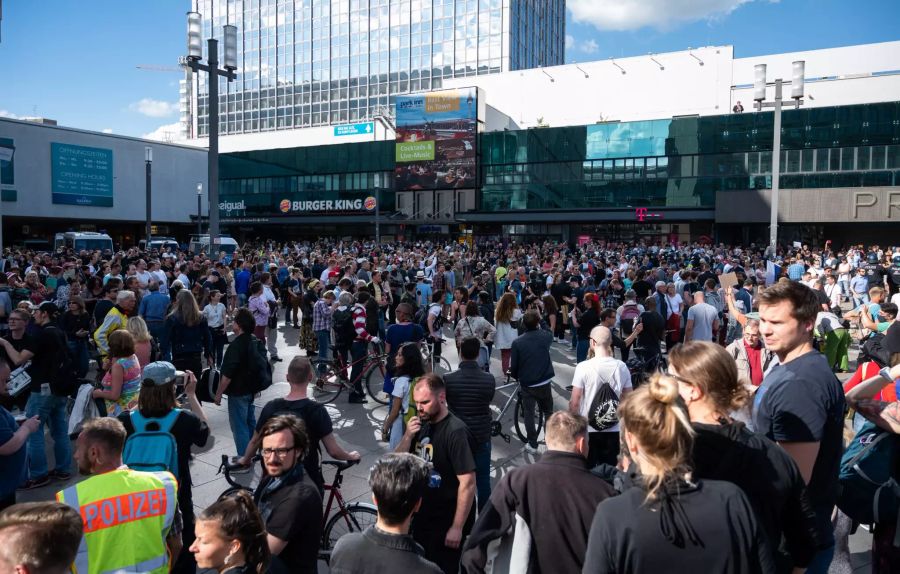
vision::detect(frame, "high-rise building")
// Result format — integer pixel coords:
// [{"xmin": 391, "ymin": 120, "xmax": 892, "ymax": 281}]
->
[{"xmin": 188, "ymin": 0, "xmax": 565, "ymax": 138}]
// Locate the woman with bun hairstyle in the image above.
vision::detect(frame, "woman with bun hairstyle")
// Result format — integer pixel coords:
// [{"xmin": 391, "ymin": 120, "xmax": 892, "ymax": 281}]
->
[
  {"xmin": 583, "ymin": 374, "xmax": 775, "ymax": 573},
  {"xmin": 669, "ymin": 341, "xmax": 820, "ymax": 572},
  {"xmin": 190, "ymin": 490, "xmax": 270, "ymax": 574}
]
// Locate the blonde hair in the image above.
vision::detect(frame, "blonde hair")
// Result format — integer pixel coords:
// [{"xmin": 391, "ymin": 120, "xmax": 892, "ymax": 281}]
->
[
  {"xmin": 667, "ymin": 341, "xmax": 750, "ymax": 415},
  {"xmin": 126, "ymin": 316, "xmax": 152, "ymax": 343},
  {"xmin": 618, "ymin": 374, "xmax": 695, "ymax": 503},
  {"xmin": 169, "ymin": 289, "xmax": 201, "ymax": 326},
  {"xmin": 495, "ymin": 292, "xmax": 518, "ymax": 324}
]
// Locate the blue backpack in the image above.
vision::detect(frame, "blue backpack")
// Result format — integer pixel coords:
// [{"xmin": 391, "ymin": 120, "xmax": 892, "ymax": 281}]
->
[
  {"xmin": 123, "ymin": 409, "xmax": 181, "ymax": 478},
  {"xmin": 837, "ymin": 421, "xmax": 900, "ymax": 535}
]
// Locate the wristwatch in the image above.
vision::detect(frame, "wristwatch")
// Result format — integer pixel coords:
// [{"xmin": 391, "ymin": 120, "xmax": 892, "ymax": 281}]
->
[{"xmin": 879, "ymin": 366, "xmax": 894, "ymax": 383}]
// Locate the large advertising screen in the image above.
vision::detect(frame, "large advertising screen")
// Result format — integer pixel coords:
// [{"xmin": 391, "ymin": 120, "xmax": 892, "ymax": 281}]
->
[
  {"xmin": 395, "ymin": 87, "xmax": 477, "ymax": 190},
  {"xmin": 51, "ymin": 143, "xmax": 114, "ymax": 206}
]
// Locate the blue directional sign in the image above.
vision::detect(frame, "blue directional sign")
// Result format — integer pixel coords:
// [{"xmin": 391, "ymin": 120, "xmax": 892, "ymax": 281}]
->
[{"xmin": 333, "ymin": 122, "xmax": 374, "ymax": 137}]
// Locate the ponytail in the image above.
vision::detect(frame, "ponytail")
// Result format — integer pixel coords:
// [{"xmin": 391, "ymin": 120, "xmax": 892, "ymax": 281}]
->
[
  {"xmin": 618, "ymin": 374, "xmax": 695, "ymax": 503},
  {"xmin": 199, "ymin": 490, "xmax": 270, "ymax": 574}
]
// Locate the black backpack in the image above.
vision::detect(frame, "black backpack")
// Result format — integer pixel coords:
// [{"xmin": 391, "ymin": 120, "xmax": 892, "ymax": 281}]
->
[
  {"xmin": 415, "ymin": 303, "xmax": 443, "ymax": 333},
  {"xmin": 860, "ymin": 333, "xmax": 891, "ymax": 368},
  {"xmin": 246, "ymin": 335, "xmax": 273, "ymax": 394},
  {"xmin": 45, "ymin": 325, "xmax": 81, "ymax": 397},
  {"xmin": 587, "ymin": 382, "xmax": 621, "ymax": 432},
  {"xmin": 332, "ymin": 307, "xmax": 356, "ymax": 348}
]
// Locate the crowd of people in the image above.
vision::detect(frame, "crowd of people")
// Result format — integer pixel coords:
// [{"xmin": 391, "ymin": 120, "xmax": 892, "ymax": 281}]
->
[{"xmin": 0, "ymin": 236, "xmax": 899, "ymax": 574}]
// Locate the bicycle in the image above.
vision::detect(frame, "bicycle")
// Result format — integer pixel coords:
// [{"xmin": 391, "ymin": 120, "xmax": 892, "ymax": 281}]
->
[
  {"xmin": 217, "ymin": 455, "xmax": 377, "ymax": 563},
  {"xmin": 419, "ymin": 338, "xmax": 452, "ymax": 376},
  {"xmin": 310, "ymin": 344, "xmax": 389, "ymax": 404},
  {"xmin": 489, "ymin": 372, "xmax": 547, "ymax": 444}
]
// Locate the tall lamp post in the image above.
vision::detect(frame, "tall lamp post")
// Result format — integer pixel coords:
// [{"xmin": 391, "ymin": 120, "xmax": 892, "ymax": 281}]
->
[
  {"xmin": 185, "ymin": 12, "xmax": 237, "ymax": 245},
  {"xmin": 0, "ymin": 142, "xmax": 13, "ymax": 258},
  {"xmin": 754, "ymin": 61, "xmax": 805, "ymax": 255},
  {"xmin": 145, "ymin": 147, "xmax": 153, "ymax": 247},
  {"xmin": 196, "ymin": 183, "xmax": 203, "ymax": 237}
]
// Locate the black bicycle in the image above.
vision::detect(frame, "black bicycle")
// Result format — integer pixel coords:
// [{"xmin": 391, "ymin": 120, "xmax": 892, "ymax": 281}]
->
[
  {"xmin": 488, "ymin": 372, "xmax": 547, "ymax": 444},
  {"xmin": 217, "ymin": 455, "xmax": 377, "ymax": 563}
]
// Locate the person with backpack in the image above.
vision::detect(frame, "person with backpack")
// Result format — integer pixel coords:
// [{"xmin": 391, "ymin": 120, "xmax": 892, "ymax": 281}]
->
[
  {"xmin": 568, "ymin": 325, "xmax": 632, "ymax": 468},
  {"xmin": 331, "ymin": 291, "xmax": 357, "ymax": 383},
  {"xmin": 215, "ymin": 308, "xmax": 266, "ymax": 458},
  {"xmin": 119, "ymin": 361, "xmax": 210, "ymax": 574},
  {"xmin": 382, "ymin": 341, "xmax": 426, "ymax": 450},
  {"xmin": 14, "ymin": 302, "xmax": 74, "ymax": 489},
  {"xmin": 842, "ymin": 325, "xmax": 900, "ymax": 574}
]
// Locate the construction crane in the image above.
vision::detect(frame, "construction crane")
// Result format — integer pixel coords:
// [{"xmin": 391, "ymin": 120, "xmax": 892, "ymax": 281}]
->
[{"xmin": 136, "ymin": 64, "xmax": 183, "ymax": 73}]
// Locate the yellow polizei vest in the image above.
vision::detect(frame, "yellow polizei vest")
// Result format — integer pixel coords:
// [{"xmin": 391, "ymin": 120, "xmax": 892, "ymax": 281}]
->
[{"xmin": 57, "ymin": 468, "xmax": 178, "ymax": 574}]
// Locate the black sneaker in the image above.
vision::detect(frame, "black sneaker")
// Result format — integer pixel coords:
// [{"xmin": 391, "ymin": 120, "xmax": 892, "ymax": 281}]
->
[
  {"xmin": 18, "ymin": 475, "xmax": 50, "ymax": 490},
  {"xmin": 49, "ymin": 469, "xmax": 72, "ymax": 481}
]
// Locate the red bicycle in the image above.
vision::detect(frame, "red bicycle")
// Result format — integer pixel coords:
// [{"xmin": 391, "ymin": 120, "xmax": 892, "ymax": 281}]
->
[{"xmin": 310, "ymin": 343, "xmax": 389, "ymax": 404}]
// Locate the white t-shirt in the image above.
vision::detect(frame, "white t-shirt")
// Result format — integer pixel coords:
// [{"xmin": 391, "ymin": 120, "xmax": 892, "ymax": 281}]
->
[
  {"xmin": 572, "ymin": 356, "xmax": 632, "ymax": 433},
  {"xmin": 202, "ymin": 302, "xmax": 227, "ymax": 329},
  {"xmin": 389, "ymin": 375, "xmax": 412, "ymax": 450}
]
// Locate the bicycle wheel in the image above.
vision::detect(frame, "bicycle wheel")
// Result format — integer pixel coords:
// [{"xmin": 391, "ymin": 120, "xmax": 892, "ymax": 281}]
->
[
  {"xmin": 310, "ymin": 359, "xmax": 343, "ymax": 404},
  {"xmin": 432, "ymin": 355, "xmax": 452, "ymax": 377},
  {"xmin": 364, "ymin": 361, "xmax": 390, "ymax": 405},
  {"xmin": 322, "ymin": 503, "xmax": 378, "ymax": 551},
  {"xmin": 513, "ymin": 392, "xmax": 545, "ymax": 444}
]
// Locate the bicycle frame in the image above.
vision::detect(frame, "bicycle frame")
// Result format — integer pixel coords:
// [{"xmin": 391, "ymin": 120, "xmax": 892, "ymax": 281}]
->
[{"xmin": 326, "ymin": 345, "xmax": 386, "ymax": 388}]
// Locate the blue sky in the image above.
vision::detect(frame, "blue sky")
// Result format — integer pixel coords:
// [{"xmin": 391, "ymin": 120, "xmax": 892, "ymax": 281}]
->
[{"xmin": 0, "ymin": 0, "xmax": 897, "ymax": 140}]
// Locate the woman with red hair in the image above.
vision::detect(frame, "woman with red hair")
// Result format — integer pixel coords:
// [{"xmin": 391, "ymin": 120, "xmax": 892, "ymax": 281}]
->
[{"xmin": 572, "ymin": 292, "xmax": 603, "ymax": 363}]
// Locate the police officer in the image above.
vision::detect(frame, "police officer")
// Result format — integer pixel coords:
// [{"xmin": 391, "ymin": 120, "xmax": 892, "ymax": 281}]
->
[
  {"xmin": 57, "ymin": 417, "xmax": 180, "ymax": 574},
  {"xmin": 862, "ymin": 252, "xmax": 888, "ymax": 291},
  {"xmin": 888, "ymin": 254, "xmax": 900, "ymax": 297}
]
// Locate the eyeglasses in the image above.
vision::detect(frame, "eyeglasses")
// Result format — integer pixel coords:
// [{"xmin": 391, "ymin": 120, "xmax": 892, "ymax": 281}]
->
[{"xmin": 261, "ymin": 446, "xmax": 296, "ymax": 458}]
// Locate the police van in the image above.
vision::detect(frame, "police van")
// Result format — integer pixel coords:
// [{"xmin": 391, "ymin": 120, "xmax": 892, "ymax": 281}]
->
[
  {"xmin": 188, "ymin": 234, "xmax": 239, "ymax": 262},
  {"xmin": 53, "ymin": 232, "xmax": 114, "ymax": 253},
  {"xmin": 138, "ymin": 237, "xmax": 181, "ymax": 252}
]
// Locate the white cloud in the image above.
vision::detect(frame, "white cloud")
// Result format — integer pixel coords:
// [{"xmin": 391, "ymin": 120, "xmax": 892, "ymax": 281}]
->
[
  {"xmin": 142, "ymin": 122, "xmax": 184, "ymax": 142},
  {"xmin": 101, "ymin": 128, "xmax": 113, "ymax": 134},
  {"xmin": 129, "ymin": 98, "xmax": 178, "ymax": 118},
  {"xmin": 565, "ymin": 34, "xmax": 575, "ymax": 50},
  {"xmin": 580, "ymin": 39, "xmax": 599, "ymax": 54},
  {"xmin": 568, "ymin": 0, "xmax": 754, "ymax": 31},
  {"xmin": 0, "ymin": 110, "xmax": 20, "ymax": 119}
]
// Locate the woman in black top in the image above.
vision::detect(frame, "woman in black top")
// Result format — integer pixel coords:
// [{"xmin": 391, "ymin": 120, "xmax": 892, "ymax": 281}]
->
[
  {"xmin": 583, "ymin": 375, "xmax": 774, "ymax": 573},
  {"xmin": 571, "ymin": 292, "xmax": 601, "ymax": 363},
  {"xmin": 190, "ymin": 490, "xmax": 270, "ymax": 574},
  {"xmin": 166, "ymin": 289, "xmax": 213, "ymax": 379},
  {"xmin": 61, "ymin": 295, "xmax": 92, "ymax": 378},
  {"xmin": 668, "ymin": 341, "xmax": 820, "ymax": 572}
]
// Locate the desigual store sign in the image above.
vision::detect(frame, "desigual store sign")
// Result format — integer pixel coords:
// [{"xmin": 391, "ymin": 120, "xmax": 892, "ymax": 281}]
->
[{"xmin": 278, "ymin": 196, "xmax": 376, "ymax": 214}]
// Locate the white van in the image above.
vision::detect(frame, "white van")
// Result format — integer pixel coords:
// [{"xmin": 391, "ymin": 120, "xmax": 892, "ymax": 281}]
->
[
  {"xmin": 54, "ymin": 232, "xmax": 114, "ymax": 253},
  {"xmin": 138, "ymin": 237, "xmax": 181, "ymax": 252},
  {"xmin": 188, "ymin": 234, "xmax": 239, "ymax": 262}
]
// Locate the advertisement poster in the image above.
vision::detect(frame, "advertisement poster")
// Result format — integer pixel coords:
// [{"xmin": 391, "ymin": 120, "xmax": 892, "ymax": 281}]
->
[
  {"xmin": 51, "ymin": 143, "xmax": 114, "ymax": 206},
  {"xmin": 395, "ymin": 87, "xmax": 477, "ymax": 190}
]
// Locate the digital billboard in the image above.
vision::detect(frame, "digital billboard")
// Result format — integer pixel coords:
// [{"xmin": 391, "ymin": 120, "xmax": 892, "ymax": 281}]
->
[
  {"xmin": 51, "ymin": 143, "xmax": 114, "ymax": 206},
  {"xmin": 395, "ymin": 87, "xmax": 477, "ymax": 190}
]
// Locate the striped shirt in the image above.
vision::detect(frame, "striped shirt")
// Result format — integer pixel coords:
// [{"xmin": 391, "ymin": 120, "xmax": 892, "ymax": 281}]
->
[{"xmin": 352, "ymin": 303, "xmax": 374, "ymax": 342}]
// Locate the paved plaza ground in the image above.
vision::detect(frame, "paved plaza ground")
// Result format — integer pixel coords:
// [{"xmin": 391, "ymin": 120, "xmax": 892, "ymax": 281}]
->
[{"xmin": 19, "ymin": 321, "xmax": 875, "ymax": 573}]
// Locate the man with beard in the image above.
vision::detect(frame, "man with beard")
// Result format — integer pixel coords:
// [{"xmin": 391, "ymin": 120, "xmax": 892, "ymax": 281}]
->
[
  {"xmin": 254, "ymin": 415, "xmax": 323, "ymax": 574},
  {"xmin": 395, "ymin": 374, "xmax": 476, "ymax": 574},
  {"xmin": 56, "ymin": 417, "xmax": 180, "ymax": 574}
]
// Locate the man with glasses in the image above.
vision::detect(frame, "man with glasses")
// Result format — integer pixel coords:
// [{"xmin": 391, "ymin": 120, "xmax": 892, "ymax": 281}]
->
[
  {"xmin": 254, "ymin": 414, "xmax": 323, "ymax": 574},
  {"xmin": 726, "ymin": 318, "xmax": 776, "ymax": 391}
]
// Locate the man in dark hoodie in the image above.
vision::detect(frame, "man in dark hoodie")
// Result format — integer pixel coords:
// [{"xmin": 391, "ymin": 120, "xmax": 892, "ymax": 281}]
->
[{"xmin": 460, "ymin": 411, "xmax": 614, "ymax": 574}]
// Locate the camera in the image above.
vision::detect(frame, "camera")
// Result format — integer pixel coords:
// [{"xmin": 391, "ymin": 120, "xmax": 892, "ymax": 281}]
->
[{"xmin": 174, "ymin": 370, "xmax": 186, "ymax": 388}]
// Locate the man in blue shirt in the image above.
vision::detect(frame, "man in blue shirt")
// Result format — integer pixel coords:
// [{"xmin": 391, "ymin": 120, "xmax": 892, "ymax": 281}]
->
[
  {"xmin": 139, "ymin": 281, "xmax": 171, "ymax": 360},
  {"xmin": 234, "ymin": 261, "xmax": 252, "ymax": 307},
  {"xmin": 788, "ymin": 257, "xmax": 806, "ymax": 281},
  {"xmin": 415, "ymin": 271, "xmax": 432, "ymax": 308}
]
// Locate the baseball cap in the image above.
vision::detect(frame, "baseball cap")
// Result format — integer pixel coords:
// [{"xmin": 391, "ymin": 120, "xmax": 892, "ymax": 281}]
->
[{"xmin": 142, "ymin": 361, "xmax": 177, "ymax": 386}]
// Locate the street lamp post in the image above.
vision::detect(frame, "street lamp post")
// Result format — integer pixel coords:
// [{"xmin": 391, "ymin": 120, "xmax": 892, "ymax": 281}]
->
[
  {"xmin": 375, "ymin": 187, "xmax": 381, "ymax": 245},
  {"xmin": 754, "ymin": 61, "xmax": 805, "ymax": 255},
  {"xmin": 185, "ymin": 12, "xmax": 237, "ymax": 246},
  {"xmin": 196, "ymin": 183, "xmax": 203, "ymax": 237},
  {"xmin": 145, "ymin": 147, "xmax": 153, "ymax": 248}
]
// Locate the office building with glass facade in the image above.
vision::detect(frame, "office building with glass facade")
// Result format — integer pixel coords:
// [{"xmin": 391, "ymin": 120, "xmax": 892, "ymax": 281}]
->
[{"xmin": 188, "ymin": 0, "xmax": 564, "ymax": 138}]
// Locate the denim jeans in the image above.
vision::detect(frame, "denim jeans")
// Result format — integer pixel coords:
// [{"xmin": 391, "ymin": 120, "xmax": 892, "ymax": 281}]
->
[
  {"xmin": 25, "ymin": 392, "xmax": 71, "ymax": 478},
  {"xmin": 473, "ymin": 440, "xmax": 492, "ymax": 511},
  {"xmin": 237, "ymin": 293, "xmax": 248, "ymax": 308},
  {"xmin": 350, "ymin": 340, "xmax": 369, "ymax": 396},
  {"xmin": 804, "ymin": 544, "xmax": 835, "ymax": 574},
  {"xmin": 227, "ymin": 394, "xmax": 256, "ymax": 456},
  {"xmin": 576, "ymin": 338, "xmax": 590, "ymax": 363},
  {"xmin": 853, "ymin": 292, "xmax": 870, "ymax": 308},
  {"xmin": 838, "ymin": 279, "xmax": 850, "ymax": 299},
  {"xmin": 68, "ymin": 340, "xmax": 90, "ymax": 379},
  {"xmin": 316, "ymin": 329, "xmax": 331, "ymax": 365},
  {"xmin": 521, "ymin": 384, "xmax": 554, "ymax": 448},
  {"xmin": 146, "ymin": 320, "xmax": 170, "ymax": 361}
]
